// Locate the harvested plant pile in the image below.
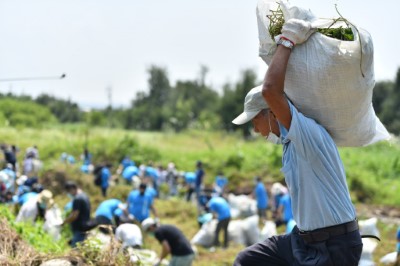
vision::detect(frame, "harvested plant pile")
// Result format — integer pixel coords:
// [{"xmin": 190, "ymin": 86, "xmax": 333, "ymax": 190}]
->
[
  {"xmin": 267, "ymin": 4, "xmax": 354, "ymax": 41},
  {"xmin": 0, "ymin": 218, "xmax": 42, "ymax": 266}
]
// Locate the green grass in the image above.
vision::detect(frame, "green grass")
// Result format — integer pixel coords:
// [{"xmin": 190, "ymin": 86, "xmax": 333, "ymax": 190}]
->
[{"xmin": 0, "ymin": 126, "xmax": 400, "ymax": 265}]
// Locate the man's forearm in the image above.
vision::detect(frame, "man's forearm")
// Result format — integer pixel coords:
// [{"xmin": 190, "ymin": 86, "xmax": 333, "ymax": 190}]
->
[
  {"xmin": 62, "ymin": 211, "xmax": 78, "ymax": 225},
  {"xmin": 263, "ymin": 45, "xmax": 292, "ymax": 96}
]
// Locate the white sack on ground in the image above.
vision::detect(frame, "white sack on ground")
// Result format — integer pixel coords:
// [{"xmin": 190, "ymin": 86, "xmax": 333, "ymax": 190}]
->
[
  {"xmin": 260, "ymin": 221, "xmax": 277, "ymax": 241},
  {"xmin": 256, "ymin": 0, "xmax": 390, "ymax": 147},
  {"xmin": 228, "ymin": 220, "xmax": 247, "ymax": 246},
  {"xmin": 191, "ymin": 218, "xmax": 256, "ymax": 247},
  {"xmin": 191, "ymin": 220, "xmax": 217, "ymax": 247},
  {"xmin": 228, "ymin": 194, "xmax": 257, "ymax": 218},
  {"xmin": 379, "ymin": 252, "xmax": 397, "ymax": 265},
  {"xmin": 242, "ymin": 215, "xmax": 260, "ymax": 246},
  {"xmin": 43, "ymin": 206, "xmax": 63, "ymax": 241},
  {"xmin": 359, "ymin": 218, "xmax": 380, "ymax": 266},
  {"xmin": 127, "ymin": 248, "xmax": 169, "ymax": 265}
]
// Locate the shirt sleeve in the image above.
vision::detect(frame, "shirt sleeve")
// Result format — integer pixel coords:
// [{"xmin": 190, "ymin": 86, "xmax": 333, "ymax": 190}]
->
[
  {"xmin": 155, "ymin": 230, "xmax": 164, "ymax": 243},
  {"xmin": 280, "ymin": 101, "xmax": 328, "ymax": 159},
  {"xmin": 72, "ymin": 198, "xmax": 83, "ymax": 211}
]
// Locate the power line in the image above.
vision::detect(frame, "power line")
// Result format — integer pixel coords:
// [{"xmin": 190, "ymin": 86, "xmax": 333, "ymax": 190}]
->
[{"xmin": 0, "ymin": 73, "xmax": 66, "ymax": 82}]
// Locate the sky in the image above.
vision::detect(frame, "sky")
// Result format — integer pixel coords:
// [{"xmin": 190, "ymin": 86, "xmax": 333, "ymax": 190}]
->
[{"xmin": 0, "ymin": 0, "xmax": 399, "ymax": 108}]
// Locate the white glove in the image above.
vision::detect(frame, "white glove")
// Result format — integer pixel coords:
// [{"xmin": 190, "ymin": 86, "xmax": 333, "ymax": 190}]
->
[{"xmin": 281, "ymin": 18, "xmax": 315, "ymax": 45}]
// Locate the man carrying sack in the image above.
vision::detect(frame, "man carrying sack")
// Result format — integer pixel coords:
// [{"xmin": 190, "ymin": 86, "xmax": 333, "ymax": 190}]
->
[{"xmin": 233, "ymin": 18, "xmax": 362, "ymax": 265}]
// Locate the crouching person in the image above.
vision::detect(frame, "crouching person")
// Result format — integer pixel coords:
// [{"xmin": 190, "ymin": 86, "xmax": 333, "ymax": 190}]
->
[
  {"xmin": 61, "ymin": 181, "xmax": 96, "ymax": 248},
  {"xmin": 115, "ymin": 221, "xmax": 143, "ymax": 249},
  {"xmin": 142, "ymin": 218, "xmax": 195, "ymax": 266},
  {"xmin": 16, "ymin": 189, "xmax": 54, "ymax": 223},
  {"xmin": 94, "ymin": 198, "xmax": 125, "ymax": 234}
]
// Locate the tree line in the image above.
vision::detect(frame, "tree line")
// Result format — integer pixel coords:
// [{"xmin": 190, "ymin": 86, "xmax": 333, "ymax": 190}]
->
[{"xmin": 1, "ymin": 66, "xmax": 399, "ymax": 136}]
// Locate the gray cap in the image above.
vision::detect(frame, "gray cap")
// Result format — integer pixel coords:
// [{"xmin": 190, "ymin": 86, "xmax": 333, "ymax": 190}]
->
[{"xmin": 232, "ymin": 85, "xmax": 269, "ymax": 125}]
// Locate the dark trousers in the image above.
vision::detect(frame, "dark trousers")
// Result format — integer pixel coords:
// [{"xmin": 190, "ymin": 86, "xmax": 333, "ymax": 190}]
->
[
  {"xmin": 95, "ymin": 215, "xmax": 114, "ymax": 234},
  {"xmin": 71, "ymin": 231, "xmax": 86, "ymax": 248},
  {"xmin": 234, "ymin": 226, "xmax": 362, "ymax": 266},
  {"xmin": 101, "ymin": 187, "xmax": 107, "ymax": 197},
  {"xmin": 186, "ymin": 187, "xmax": 194, "ymax": 202},
  {"xmin": 258, "ymin": 208, "xmax": 267, "ymax": 220},
  {"xmin": 214, "ymin": 217, "xmax": 230, "ymax": 248}
]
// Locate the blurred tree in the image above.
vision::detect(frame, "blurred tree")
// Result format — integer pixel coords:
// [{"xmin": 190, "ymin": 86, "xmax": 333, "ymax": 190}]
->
[
  {"xmin": 35, "ymin": 94, "xmax": 82, "ymax": 123},
  {"xmin": 219, "ymin": 69, "xmax": 259, "ymax": 137},
  {"xmin": 128, "ymin": 66, "xmax": 171, "ymax": 130},
  {"xmin": 0, "ymin": 98, "xmax": 58, "ymax": 128},
  {"xmin": 373, "ymin": 81, "xmax": 393, "ymax": 115},
  {"xmin": 380, "ymin": 68, "xmax": 400, "ymax": 135}
]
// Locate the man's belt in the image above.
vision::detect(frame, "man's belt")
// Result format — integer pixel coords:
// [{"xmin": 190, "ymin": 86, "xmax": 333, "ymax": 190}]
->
[{"xmin": 298, "ymin": 220, "xmax": 359, "ymax": 244}]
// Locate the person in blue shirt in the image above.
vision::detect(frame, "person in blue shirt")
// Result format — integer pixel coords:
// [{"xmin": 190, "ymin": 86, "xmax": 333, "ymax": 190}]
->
[
  {"xmin": 184, "ymin": 172, "xmax": 196, "ymax": 202},
  {"xmin": 145, "ymin": 165, "xmax": 159, "ymax": 197},
  {"xmin": 195, "ymin": 161, "xmax": 205, "ymax": 205},
  {"xmin": 126, "ymin": 183, "xmax": 158, "ymax": 223},
  {"xmin": 95, "ymin": 198, "xmax": 124, "ymax": 233},
  {"xmin": 233, "ymin": 20, "xmax": 361, "ymax": 265},
  {"xmin": 253, "ymin": 176, "xmax": 268, "ymax": 222},
  {"xmin": 207, "ymin": 196, "xmax": 231, "ymax": 249},
  {"xmin": 100, "ymin": 164, "xmax": 112, "ymax": 197},
  {"xmin": 275, "ymin": 193, "xmax": 293, "ymax": 229},
  {"xmin": 122, "ymin": 165, "xmax": 139, "ymax": 184},
  {"xmin": 81, "ymin": 148, "xmax": 92, "ymax": 166},
  {"xmin": 18, "ymin": 191, "xmax": 38, "ymax": 206},
  {"xmin": 121, "ymin": 156, "xmax": 135, "ymax": 170},
  {"xmin": 214, "ymin": 172, "xmax": 228, "ymax": 196}
]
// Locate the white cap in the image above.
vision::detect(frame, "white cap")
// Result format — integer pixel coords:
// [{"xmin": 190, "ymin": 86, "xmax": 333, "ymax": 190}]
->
[
  {"xmin": 141, "ymin": 218, "xmax": 156, "ymax": 231},
  {"xmin": 232, "ymin": 85, "xmax": 269, "ymax": 125}
]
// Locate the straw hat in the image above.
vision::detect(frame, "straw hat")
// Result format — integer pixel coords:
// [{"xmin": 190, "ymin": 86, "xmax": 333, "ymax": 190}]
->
[{"xmin": 37, "ymin": 190, "xmax": 54, "ymax": 207}]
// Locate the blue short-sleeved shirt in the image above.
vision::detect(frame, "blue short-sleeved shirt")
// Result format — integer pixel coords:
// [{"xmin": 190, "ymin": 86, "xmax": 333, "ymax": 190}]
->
[
  {"xmin": 215, "ymin": 176, "xmax": 228, "ymax": 189},
  {"xmin": 121, "ymin": 158, "xmax": 135, "ymax": 170},
  {"xmin": 95, "ymin": 199, "xmax": 122, "ymax": 220},
  {"xmin": 255, "ymin": 182, "xmax": 268, "ymax": 209},
  {"xmin": 208, "ymin": 197, "xmax": 231, "ymax": 221},
  {"xmin": 146, "ymin": 186, "xmax": 157, "ymax": 199},
  {"xmin": 122, "ymin": 166, "xmax": 139, "ymax": 181},
  {"xmin": 18, "ymin": 192, "xmax": 38, "ymax": 205},
  {"xmin": 278, "ymin": 101, "xmax": 356, "ymax": 231},
  {"xmin": 185, "ymin": 172, "xmax": 196, "ymax": 186},
  {"xmin": 101, "ymin": 167, "xmax": 110, "ymax": 188},
  {"xmin": 278, "ymin": 194, "xmax": 293, "ymax": 221},
  {"xmin": 127, "ymin": 190, "xmax": 154, "ymax": 222}
]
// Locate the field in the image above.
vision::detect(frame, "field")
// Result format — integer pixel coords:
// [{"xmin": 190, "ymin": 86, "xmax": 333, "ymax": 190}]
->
[{"xmin": 0, "ymin": 125, "xmax": 400, "ymax": 265}]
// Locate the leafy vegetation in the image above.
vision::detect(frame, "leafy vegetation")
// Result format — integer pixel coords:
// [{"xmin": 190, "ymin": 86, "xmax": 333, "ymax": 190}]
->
[{"xmin": 0, "ymin": 65, "xmax": 399, "ymax": 136}]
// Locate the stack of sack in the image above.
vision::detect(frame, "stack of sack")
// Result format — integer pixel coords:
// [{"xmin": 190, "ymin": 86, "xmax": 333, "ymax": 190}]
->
[
  {"xmin": 191, "ymin": 215, "xmax": 260, "ymax": 247},
  {"xmin": 256, "ymin": 0, "xmax": 390, "ymax": 147}
]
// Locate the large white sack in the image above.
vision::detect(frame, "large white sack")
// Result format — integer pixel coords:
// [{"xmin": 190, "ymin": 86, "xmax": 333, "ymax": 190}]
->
[
  {"xmin": 379, "ymin": 252, "xmax": 397, "ymax": 265},
  {"xmin": 256, "ymin": 0, "xmax": 390, "ymax": 147},
  {"xmin": 228, "ymin": 220, "xmax": 247, "ymax": 246},
  {"xmin": 191, "ymin": 219, "xmax": 248, "ymax": 247},
  {"xmin": 191, "ymin": 220, "xmax": 217, "ymax": 247},
  {"xmin": 358, "ymin": 218, "xmax": 380, "ymax": 266},
  {"xmin": 242, "ymin": 215, "xmax": 260, "ymax": 246},
  {"xmin": 260, "ymin": 221, "xmax": 277, "ymax": 241},
  {"xmin": 228, "ymin": 194, "xmax": 257, "ymax": 218},
  {"xmin": 43, "ymin": 206, "xmax": 63, "ymax": 241}
]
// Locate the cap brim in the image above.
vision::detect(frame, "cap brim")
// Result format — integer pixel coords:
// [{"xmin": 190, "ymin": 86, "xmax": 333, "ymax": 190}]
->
[{"xmin": 232, "ymin": 111, "xmax": 259, "ymax": 125}]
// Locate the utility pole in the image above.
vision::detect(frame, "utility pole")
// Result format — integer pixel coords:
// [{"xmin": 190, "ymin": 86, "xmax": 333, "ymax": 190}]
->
[{"xmin": 106, "ymin": 86, "xmax": 113, "ymax": 127}]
